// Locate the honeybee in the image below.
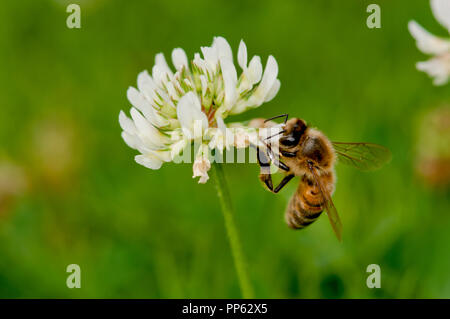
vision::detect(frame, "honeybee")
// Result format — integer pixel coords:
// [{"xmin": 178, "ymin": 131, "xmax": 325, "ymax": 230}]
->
[{"xmin": 250, "ymin": 114, "xmax": 391, "ymax": 241}]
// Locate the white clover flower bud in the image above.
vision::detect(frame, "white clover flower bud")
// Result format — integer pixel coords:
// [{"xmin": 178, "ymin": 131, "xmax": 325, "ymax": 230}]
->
[{"xmin": 193, "ymin": 144, "xmax": 211, "ymax": 184}]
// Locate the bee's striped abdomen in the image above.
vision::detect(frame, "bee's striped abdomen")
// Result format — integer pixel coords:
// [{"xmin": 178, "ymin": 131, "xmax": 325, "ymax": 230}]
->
[{"xmin": 285, "ymin": 176, "xmax": 325, "ymax": 229}]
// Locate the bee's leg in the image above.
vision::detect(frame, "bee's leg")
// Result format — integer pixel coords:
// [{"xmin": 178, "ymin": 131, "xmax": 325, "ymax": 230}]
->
[
  {"xmin": 272, "ymin": 158, "xmax": 290, "ymax": 171},
  {"xmin": 257, "ymin": 146, "xmax": 271, "ymax": 168},
  {"xmin": 266, "ymin": 144, "xmax": 290, "ymax": 172},
  {"xmin": 271, "ymin": 149, "xmax": 293, "ymax": 173},
  {"xmin": 273, "ymin": 174, "xmax": 295, "ymax": 193},
  {"xmin": 259, "ymin": 173, "xmax": 274, "ymax": 192},
  {"xmin": 257, "ymin": 146, "xmax": 274, "ymax": 191},
  {"xmin": 280, "ymin": 151, "xmax": 297, "ymax": 158}
]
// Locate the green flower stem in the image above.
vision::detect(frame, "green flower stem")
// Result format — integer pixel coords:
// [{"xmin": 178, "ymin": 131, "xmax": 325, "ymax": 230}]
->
[{"xmin": 212, "ymin": 162, "xmax": 254, "ymax": 299}]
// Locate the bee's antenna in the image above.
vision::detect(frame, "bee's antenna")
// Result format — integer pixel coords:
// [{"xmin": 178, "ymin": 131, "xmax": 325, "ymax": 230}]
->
[
  {"xmin": 264, "ymin": 113, "xmax": 289, "ymax": 124},
  {"xmin": 265, "ymin": 129, "xmax": 286, "ymax": 141}
]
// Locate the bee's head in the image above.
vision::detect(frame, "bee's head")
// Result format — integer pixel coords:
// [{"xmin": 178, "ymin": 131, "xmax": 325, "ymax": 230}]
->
[{"xmin": 279, "ymin": 118, "xmax": 307, "ymax": 148}]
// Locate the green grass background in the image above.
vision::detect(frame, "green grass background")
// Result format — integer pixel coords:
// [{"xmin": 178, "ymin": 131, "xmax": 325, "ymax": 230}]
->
[{"xmin": 0, "ymin": 0, "xmax": 449, "ymax": 298}]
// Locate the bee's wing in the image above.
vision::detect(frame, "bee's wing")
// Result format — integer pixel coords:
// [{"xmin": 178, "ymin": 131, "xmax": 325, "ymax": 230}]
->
[
  {"xmin": 308, "ymin": 163, "xmax": 343, "ymax": 242},
  {"xmin": 332, "ymin": 142, "xmax": 391, "ymax": 171}
]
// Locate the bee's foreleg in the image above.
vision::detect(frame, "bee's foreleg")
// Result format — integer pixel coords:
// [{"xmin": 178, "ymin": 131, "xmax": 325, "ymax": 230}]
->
[
  {"xmin": 257, "ymin": 146, "xmax": 271, "ymax": 168},
  {"xmin": 257, "ymin": 146, "xmax": 274, "ymax": 192},
  {"xmin": 273, "ymin": 158, "xmax": 290, "ymax": 171},
  {"xmin": 259, "ymin": 173, "xmax": 274, "ymax": 192},
  {"xmin": 268, "ymin": 145, "xmax": 290, "ymax": 172}
]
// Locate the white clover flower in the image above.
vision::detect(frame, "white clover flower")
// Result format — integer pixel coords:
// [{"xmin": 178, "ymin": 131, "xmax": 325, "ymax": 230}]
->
[
  {"xmin": 409, "ymin": 0, "xmax": 450, "ymax": 85},
  {"xmin": 119, "ymin": 36, "xmax": 281, "ymax": 183}
]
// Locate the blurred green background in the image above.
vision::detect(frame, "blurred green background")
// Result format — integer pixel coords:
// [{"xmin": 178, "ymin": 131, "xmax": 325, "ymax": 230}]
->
[{"xmin": 0, "ymin": 0, "xmax": 449, "ymax": 298}]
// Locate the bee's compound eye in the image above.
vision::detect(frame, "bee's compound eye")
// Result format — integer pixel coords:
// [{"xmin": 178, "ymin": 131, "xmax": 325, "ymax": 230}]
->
[{"xmin": 280, "ymin": 136, "xmax": 298, "ymax": 147}]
